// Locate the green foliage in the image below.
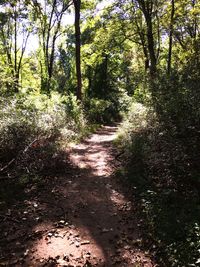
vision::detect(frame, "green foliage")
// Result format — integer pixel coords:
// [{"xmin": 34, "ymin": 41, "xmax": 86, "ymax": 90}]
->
[
  {"xmin": 0, "ymin": 92, "xmax": 86, "ymax": 167},
  {"xmin": 0, "ymin": 90, "xmax": 90, "ymax": 208},
  {"xmin": 84, "ymin": 98, "xmax": 114, "ymax": 123},
  {"xmin": 84, "ymin": 88, "xmax": 131, "ymax": 123},
  {"xmin": 136, "ymin": 186, "xmax": 200, "ymax": 267},
  {"xmin": 64, "ymin": 93, "xmax": 86, "ymax": 128},
  {"xmin": 117, "ymin": 102, "xmax": 155, "ymax": 152},
  {"xmin": 117, "ymin": 93, "xmax": 200, "ymax": 266},
  {"xmin": 151, "ymin": 72, "xmax": 200, "ymax": 136},
  {"xmin": 0, "ymin": 64, "xmax": 15, "ymax": 95}
]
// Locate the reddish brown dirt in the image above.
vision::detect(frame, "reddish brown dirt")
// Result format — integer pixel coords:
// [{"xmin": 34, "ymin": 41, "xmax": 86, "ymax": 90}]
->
[{"xmin": 0, "ymin": 126, "xmax": 157, "ymax": 267}]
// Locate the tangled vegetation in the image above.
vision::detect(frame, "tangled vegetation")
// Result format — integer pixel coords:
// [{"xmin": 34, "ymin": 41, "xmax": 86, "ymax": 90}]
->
[{"xmin": 117, "ymin": 72, "xmax": 200, "ymax": 266}]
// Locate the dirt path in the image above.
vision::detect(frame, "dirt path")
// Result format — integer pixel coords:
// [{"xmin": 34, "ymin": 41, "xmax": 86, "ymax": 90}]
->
[{"xmin": 0, "ymin": 126, "xmax": 157, "ymax": 266}]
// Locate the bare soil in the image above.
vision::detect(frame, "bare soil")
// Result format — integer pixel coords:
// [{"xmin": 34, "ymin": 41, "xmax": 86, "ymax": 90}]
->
[{"xmin": 0, "ymin": 126, "xmax": 158, "ymax": 267}]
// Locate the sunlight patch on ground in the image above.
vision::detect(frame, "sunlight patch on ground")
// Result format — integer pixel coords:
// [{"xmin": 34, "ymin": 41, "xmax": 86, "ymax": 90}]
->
[
  {"xmin": 69, "ymin": 126, "xmax": 117, "ymax": 176},
  {"xmin": 88, "ymin": 133, "xmax": 117, "ymax": 143},
  {"xmin": 69, "ymin": 148, "xmax": 113, "ymax": 176},
  {"xmin": 110, "ymin": 189, "xmax": 127, "ymax": 206},
  {"xmin": 30, "ymin": 223, "xmax": 106, "ymax": 265}
]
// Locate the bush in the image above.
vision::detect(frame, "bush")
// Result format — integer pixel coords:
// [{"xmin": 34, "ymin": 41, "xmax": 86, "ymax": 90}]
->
[
  {"xmin": 84, "ymin": 98, "xmax": 114, "ymax": 123},
  {"xmin": 0, "ymin": 92, "xmax": 87, "ymax": 173},
  {"xmin": 117, "ymin": 102, "xmax": 156, "ymax": 156},
  {"xmin": 151, "ymin": 73, "xmax": 200, "ymax": 137},
  {"xmin": 84, "ymin": 89, "xmax": 132, "ymax": 124},
  {"xmin": 117, "ymin": 91, "xmax": 200, "ymax": 266}
]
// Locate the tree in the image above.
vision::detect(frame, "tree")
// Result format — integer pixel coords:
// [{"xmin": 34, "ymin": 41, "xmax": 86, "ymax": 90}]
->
[
  {"xmin": 136, "ymin": 0, "xmax": 157, "ymax": 76},
  {"xmin": 0, "ymin": 0, "xmax": 31, "ymax": 92},
  {"xmin": 32, "ymin": 0, "xmax": 72, "ymax": 93},
  {"xmin": 167, "ymin": 0, "xmax": 175, "ymax": 75},
  {"xmin": 73, "ymin": 0, "xmax": 82, "ymax": 100}
]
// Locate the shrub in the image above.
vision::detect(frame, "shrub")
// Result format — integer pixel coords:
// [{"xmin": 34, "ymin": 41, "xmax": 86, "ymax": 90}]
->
[
  {"xmin": 117, "ymin": 82, "xmax": 200, "ymax": 267},
  {"xmin": 0, "ymin": 92, "xmax": 87, "ymax": 173},
  {"xmin": 117, "ymin": 102, "xmax": 156, "ymax": 156},
  {"xmin": 84, "ymin": 98, "xmax": 114, "ymax": 123},
  {"xmin": 84, "ymin": 89, "xmax": 132, "ymax": 124}
]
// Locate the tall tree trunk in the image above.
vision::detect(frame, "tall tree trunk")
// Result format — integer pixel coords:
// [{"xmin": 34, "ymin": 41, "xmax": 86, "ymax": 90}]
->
[
  {"xmin": 167, "ymin": 0, "xmax": 175, "ymax": 76},
  {"xmin": 141, "ymin": 41, "xmax": 149, "ymax": 71},
  {"xmin": 137, "ymin": 0, "xmax": 157, "ymax": 76},
  {"xmin": 87, "ymin": 65, "xmax": 92, "ymax": 95},
  {"xmin": 73, "ymin": 0, "xmax": 82, "ymax": 101},
  {"xmin": 14, "ymin": 6, "xmax": 18, "ymax": 92},
  {"xmin": 145, "ymin": 16, "xmax": 157, "ymax": 76},
  {"xmin": 136, "ymin": 22, "xmax": 149, "ymax": 71},
  {"xmin": 104, "ymin": 53, "xmax": 108, "ymax": 91}
]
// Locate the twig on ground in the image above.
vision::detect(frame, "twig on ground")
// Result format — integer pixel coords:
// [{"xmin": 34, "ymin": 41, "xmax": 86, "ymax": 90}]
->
[
  {"xmin": 0, "ymin": 137, "xmax": 40, "ymax": 173},
  {"xmin": 23, "ymin": 138, "xmax": 39, "ymax": 154},
  {"xmin": 0, "ymin": 159, "xmax": 16, "ymax": 172}
]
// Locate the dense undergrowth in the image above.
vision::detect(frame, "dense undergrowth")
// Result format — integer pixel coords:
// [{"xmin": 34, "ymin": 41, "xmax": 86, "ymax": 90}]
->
[
  {"xmin": 0, "ymin": 89, "xmax": 127, "ymax": 205},
  {"xmin": 116, "ymin": 73, "xmax": 200, "ymax": 267},
  {"xmin": 0, "ymin": 79, "xmax": 131, "ymax": 205},
  {"xmin": 0, "ymin": 92, "xmax": 91, "ymax": 204}
]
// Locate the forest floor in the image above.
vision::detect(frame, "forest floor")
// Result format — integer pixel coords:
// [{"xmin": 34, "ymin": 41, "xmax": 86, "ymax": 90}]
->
[{"xmin": 0, "ymin": 125, "xmax": 158, "ymax": 267}]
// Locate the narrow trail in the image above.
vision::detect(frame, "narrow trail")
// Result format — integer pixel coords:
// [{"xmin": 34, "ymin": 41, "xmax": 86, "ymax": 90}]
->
[{"xmin": 0, "ymin": 126, "xmax": 157, "ymax": 266}]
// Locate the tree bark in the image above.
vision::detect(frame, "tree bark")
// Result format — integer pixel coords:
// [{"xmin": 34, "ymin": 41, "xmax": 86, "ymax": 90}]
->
[
  {"xmin": 145, "ymin": 15, "xmax": 157, "ymax": 75},
  {"xmin": 137, "ymin": 0, "xmax": 157, "ymax": 76},
  {"xmin": 134, "ymin": 16, "xmax": 149, "ymax": 71},
  {"xmin": 167, "ymin": 0, "xmax": 175, "ymax": 76},
  {"xmin": 14, "ymin": 5, "xmax": 18, "ymax": 91},
  {"xmin": 73, "ymin": 0, "xmax": 82, "ymax": 101}
]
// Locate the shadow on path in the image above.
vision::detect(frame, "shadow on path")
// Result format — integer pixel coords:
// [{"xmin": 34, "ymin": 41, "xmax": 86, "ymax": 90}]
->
[{"xmin": 0, "ymin": 126, "xmax": 157, "ymax": 267}]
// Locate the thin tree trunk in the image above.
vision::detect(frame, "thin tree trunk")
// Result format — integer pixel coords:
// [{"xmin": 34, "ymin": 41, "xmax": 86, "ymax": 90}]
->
[
  {"xmin": 48, "ymin": 15, "xmax": 63, "ymax": 87},
  {"xmin": 17, "ymin": 32, "xmax": 30, "ymax": 86},
  {"xmin": 14, "ymin": 6, "xmax": 18, "ymax": 91},
  {"xmin": 73, "ymin": 0, "xmax": 82, "ymax": 101},
  {"xmin": 167, "ymin": 0, "xmax": 175, "ymax": 76},
  {"xmin": 104, "ymin": 53, "xmax": 108, "ymax": 89},
  {"xmin": 146, "ymin": 16, "xmax": 157, "ymax": 76},
  {"xmin": 138, "ymin": 0, "xmax": 157, "ymax": 76},
  {"xmin": 135, "ymin": 18, "xmax": 149, "ymax": 71},
  {"xmin": 141, "ymin": 38, "xmax": 149, "ymax": 71}
]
